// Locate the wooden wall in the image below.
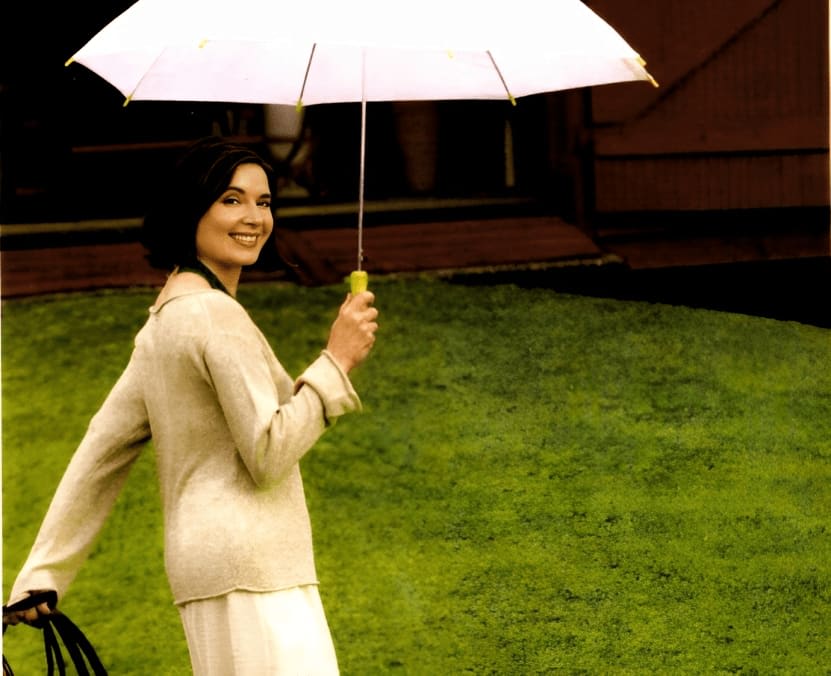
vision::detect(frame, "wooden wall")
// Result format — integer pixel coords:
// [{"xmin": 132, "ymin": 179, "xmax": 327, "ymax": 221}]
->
[{"xmin": 587, "ymin": 0, "xmax": 829, "ymax": 226}]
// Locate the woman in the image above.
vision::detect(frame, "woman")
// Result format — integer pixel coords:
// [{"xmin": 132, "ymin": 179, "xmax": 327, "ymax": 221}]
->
[{"xmin": 5, "ymin": 137, "xmax": 378, "ymax": 674}]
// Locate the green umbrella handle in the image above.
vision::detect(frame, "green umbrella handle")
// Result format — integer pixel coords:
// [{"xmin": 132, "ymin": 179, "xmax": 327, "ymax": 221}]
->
[{"xmin": 350, "ymin": 270, "xmax": 368, "ymax": 294}]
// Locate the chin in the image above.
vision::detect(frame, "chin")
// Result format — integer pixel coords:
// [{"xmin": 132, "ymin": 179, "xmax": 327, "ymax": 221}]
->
[{"xmin": 234, "ymin": 248, "xmax": 266, "ymax": 267}]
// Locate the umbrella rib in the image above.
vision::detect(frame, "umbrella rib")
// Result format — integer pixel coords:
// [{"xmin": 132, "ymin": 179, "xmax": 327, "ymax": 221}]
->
[
  {"xmin": 121, "ymin": 47, "xmax": 178, "ymax": 106},
  {"xmin": 297, "ymin": 43, "xmax": 317, "ymax": 108},
  {"xmin": 486, "ymin": 51, "xmax": 516, "ymax": 106}
]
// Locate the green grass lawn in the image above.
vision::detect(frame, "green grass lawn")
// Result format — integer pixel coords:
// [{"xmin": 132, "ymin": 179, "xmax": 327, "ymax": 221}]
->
[{"xmin": 3, "ymin": 276, "xmax": 829, "ymax": 674}]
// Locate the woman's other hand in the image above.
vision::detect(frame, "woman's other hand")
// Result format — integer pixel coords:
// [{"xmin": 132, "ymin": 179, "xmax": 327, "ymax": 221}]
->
[
  {"xmin": 327, "ymin": 291, "xmax": 378, "ymax": 373},
  {"xmin": 3, "ymin": 590, "xmax": 56, "ymax": 627}
]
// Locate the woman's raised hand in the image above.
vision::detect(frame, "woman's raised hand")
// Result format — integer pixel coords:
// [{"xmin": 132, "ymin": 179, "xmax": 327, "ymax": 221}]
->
[{"xmin": 326, "ymin": 291, "xmax": 378, "ymax": 374}]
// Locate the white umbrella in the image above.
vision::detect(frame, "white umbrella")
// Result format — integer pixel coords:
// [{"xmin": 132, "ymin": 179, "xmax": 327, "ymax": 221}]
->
[{"xmin": 66, "ymin": 0, "xmax": 657, "ymax": 289}]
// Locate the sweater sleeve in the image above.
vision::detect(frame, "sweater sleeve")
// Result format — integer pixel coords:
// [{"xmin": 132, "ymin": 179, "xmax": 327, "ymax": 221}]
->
[
  {"xmin": 204, "ymin": 333, "xmax": 361, "ymax": 488},
  {"xmin": 8, "ymin": 352, "xmax": 151, "ymax": 605}
]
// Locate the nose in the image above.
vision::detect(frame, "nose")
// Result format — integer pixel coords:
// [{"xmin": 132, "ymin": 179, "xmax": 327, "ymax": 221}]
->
[{"xmin": 243, "ymin": 202, "xmax": 263, "ymax": 226}]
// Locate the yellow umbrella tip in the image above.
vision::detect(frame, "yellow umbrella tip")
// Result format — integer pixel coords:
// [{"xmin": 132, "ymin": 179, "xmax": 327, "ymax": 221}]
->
[
  {"xmin": 64, "ymin": 57, "xmax": 75, "ymax": 67},
  {"xmin": 634, "ymin": 55, "xmax": 659, "ymax": 88}
]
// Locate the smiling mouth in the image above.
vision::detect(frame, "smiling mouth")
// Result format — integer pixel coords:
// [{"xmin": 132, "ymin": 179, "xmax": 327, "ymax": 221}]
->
[{"xmin": 229, "ymin": 233, "xmax": 259, "ymax": 246}]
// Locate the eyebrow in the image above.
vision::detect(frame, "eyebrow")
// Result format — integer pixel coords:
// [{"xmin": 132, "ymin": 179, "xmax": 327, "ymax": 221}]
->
[{"xmin": 225, "ymin": 185, "xmax": 272, "ymax": 199}]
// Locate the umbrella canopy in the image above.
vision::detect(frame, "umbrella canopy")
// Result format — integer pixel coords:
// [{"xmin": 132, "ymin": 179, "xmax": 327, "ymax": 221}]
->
[{"xmin": 67, "ymin": 0, "xmax": 656, "ymax": 106}]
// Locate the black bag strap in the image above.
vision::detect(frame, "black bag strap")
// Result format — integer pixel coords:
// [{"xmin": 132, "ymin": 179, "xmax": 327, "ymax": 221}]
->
[
  {"xmin": 42, "ymin": 622, "xmax": 66, "ymax": 676},
  {"xmin": 50, "ymin": 613, "xmax": 107, "ymax": 675},
  {"xmin": 3, "ymin": 592, "xmax": 107, "ymax": 676}
]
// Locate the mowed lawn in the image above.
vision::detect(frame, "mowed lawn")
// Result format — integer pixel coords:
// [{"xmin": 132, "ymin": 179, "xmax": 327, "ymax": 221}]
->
[{"xmin": 3, "ymin": 276, "xmax": 829, "ymax": 674}]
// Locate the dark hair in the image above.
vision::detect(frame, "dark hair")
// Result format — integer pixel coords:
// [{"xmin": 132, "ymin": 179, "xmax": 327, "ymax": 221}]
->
[{"xmin": 140, "ymin": 136, "xmax": 277, "ymax": 270}]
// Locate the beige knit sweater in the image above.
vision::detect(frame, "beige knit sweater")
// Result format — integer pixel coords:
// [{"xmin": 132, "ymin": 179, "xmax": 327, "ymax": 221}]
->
[{"xmin": 10, "ymin": 290, "xmax": 361, "ymax": 606}]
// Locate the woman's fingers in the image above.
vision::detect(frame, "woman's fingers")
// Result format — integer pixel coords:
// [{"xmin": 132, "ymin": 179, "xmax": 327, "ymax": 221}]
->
[
  {"xmin": 5, "ymin": 603, "xmax": 52, "ymax": 626},
  {"xmin": 327, "ymin": 293, "xmax": 379, "ymax": 373},
  {"xmin": 349, "ymin": 290, "xmax": 375, "ymax": 308},
  {"xmin": 342, "ymin": 292, "xmax": 378, "ymax": 329}
]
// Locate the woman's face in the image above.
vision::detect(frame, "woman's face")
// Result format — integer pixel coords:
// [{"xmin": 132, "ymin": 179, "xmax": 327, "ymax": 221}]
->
[{"xmin": 195, "ymin": 163, "xmax": 274, "ymax": 274}]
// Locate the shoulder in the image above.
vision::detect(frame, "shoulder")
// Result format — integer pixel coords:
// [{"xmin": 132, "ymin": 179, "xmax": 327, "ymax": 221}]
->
[
  {"xmin": 206, "ymin": 293, "xmax": 263, "ymax": 335},
  {"xmin": 152, "ymin": 289, "xmax": 241, "ymax": 316},
  {"xmin": 142, "ymin": 292, "xmax": 273, "ymax": 372},
  {"xmin": 193, "ymin": 290, "xmax": 250, "ymax": 323},
  {"xmin": 150, "ymin": 290, "xmax": 258, "ymax": 338}
]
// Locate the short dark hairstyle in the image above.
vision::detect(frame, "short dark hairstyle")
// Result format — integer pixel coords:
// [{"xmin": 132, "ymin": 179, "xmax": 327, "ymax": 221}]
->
[{"xmin": 141, "ymin": 136, "xmax": 276, "ymax": 270}]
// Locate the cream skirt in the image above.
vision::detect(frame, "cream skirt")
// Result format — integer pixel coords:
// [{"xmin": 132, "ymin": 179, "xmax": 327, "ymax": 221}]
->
[{"xmin": 178, "ymin": 586, "xmax": 339, "ymax": 675}]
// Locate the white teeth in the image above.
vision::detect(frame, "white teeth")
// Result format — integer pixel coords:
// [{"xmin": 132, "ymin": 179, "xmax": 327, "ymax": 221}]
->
[{"xmin": 230, "ymin": 234, "xmax": 258, "ymax": 244}]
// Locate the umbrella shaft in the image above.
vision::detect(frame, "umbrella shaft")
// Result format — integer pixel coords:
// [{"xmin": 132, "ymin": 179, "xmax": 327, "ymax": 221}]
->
[
  {"xmin": 357, "ymin": 52, "xmax": 367, "ymax": 272},
  {"xmin": 357, "ymin": 96, "xmax": 366, "ymax": 272}
]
